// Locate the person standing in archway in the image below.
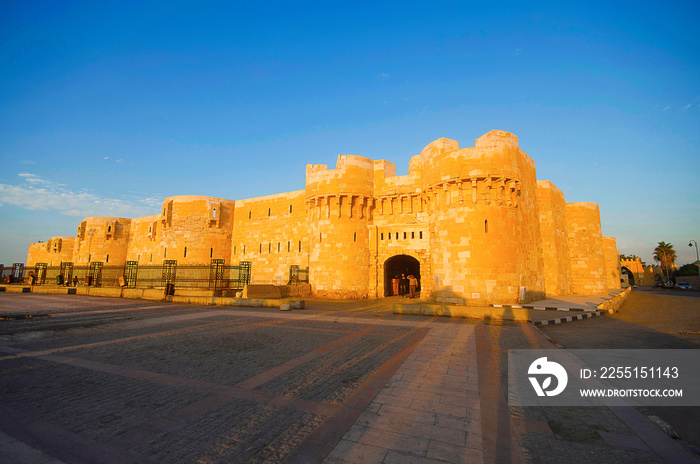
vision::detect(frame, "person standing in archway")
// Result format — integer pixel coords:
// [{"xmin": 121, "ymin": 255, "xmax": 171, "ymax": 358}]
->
[
  {"xmin": 408, "ymin": 274, "xmax": 418, "ymax": 298},
  {"xmin": 400, "ymin": 274, "xmax": 408, "ymax": 296}
]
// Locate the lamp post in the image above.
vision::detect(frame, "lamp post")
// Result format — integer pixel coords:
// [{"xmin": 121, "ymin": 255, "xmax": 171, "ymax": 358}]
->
[{"xmin": 690, "ymin": 240, "xmax": 699, "ymax": 273}]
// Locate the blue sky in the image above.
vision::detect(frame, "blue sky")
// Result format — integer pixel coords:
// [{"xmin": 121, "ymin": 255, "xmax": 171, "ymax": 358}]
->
[{"xmin": 1, "ymin": 1, "xmax": 698, "ymax": 267}]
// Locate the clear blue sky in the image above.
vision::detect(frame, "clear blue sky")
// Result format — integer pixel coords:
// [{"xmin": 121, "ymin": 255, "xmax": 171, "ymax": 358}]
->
[{"xmin": 1, "ymin": 1, "xmax": 698, "ymax": 267}]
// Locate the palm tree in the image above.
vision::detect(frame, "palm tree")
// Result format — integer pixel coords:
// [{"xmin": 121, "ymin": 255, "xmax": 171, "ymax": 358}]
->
[{"xmin": 653, "ymin": 241, "xmax": 677, "ymax": 279}]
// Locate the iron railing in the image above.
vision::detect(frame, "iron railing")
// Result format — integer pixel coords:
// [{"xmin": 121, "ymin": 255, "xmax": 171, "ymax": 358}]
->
[{"xmin": 2, "ymin": 261, "xmax": 255, "ymax": 290}]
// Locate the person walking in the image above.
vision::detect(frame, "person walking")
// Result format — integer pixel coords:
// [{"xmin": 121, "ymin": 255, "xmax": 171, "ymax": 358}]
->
[{"xmin": 408, "ymin": 275, "xmax": 418, "ymax": 298}]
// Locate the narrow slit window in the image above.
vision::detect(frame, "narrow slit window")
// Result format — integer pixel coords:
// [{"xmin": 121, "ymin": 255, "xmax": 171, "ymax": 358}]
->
[
  {"xmin": 248, "ymin": 211, "xmax": 252, "ymax": 219},
  {"xmin": 210, "ymin": 247, "xmax": 213, "ymax": 258},
  {"xmin": 184, "ymin": 247, "xmax": 187, "ymax": 258},
  {"xmin": 404, "ymin": 232, "xmax": 407, "ymax": 239},
  {"xmin": 299, "ymin": 240, "xmax": 302, "ymax": 252},
  {"xmin": 164, "ymin": 248, "xmax": 167, "ymax": 258},
  {"xmin": 212, "ymin": 208, "xmax": 216, "ymax": 218},
  {"xmin": 268, "ymin": 208, "xmax": 271, "ymax": 217},
  {"xmin": 420, "ymin": 231, "xmax": 423, "ymax": 239},
  {"xmin": 288, "ymin": 241, "xmax": 291, "ymax": 252},
  {"xmin": 412, "ymin": 231, "xmax": 415, "ymax": 239},
  {"xmin": 353, "ymin": 232, "xmax": 357, "ymax": 242},
  {"xmin": 106, "ymin": 254, "xmax": 109, "ymax": 263},
  {"xmin": 485, "ymin": 220, "xmax": 488, "ymax": 233},
  {"xmin": 381, "ymin": 233, "xmax": 384, "ymax": 240},
  {"xmin": 289, "ymin": 205, "xmax": 293, "ymax": 213}
]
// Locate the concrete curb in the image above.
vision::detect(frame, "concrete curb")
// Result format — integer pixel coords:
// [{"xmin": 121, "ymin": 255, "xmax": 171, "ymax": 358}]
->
[
  {"xmin": 493, "ymin": 303, "xmax": 586, "ymax": 312},
  {"xmin": 393, "ymin": 303, "xmax": 530, "ymax": 322},
  {"xmin": 596, "ymin": 287, "xmax": 632, "ymax": 312},
  {"xmin": 0, "ymin": 285, "xmax": 305, "ymax": 310},
  {"xmin": 531, "ymin": 310, "xmax": 611, "ymax": 326}
]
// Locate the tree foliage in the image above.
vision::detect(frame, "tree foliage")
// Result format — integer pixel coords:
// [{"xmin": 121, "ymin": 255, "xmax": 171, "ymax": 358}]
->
[
  {"xmin": 676, "ymin": 263, "xmax": 699, "ymax": 276},
  {"xmin": 653, "ymin": 241, "xmax": 677, "ymax": 273}
]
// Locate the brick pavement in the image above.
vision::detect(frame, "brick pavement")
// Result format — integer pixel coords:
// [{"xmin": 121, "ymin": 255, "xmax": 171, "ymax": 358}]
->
[
  {"xmin": 323, "ymin": 322, "xmax": 482, "ymax": 463},
  {"xmin": 1, "ymin": 294, "xmax": 698, "ymax": 463}
]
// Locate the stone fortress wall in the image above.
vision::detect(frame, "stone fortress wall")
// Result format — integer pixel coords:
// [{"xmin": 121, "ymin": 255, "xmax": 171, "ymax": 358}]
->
[{"xmin": 27, "ymin": 130, "xmax": 621, "ymax": 304}]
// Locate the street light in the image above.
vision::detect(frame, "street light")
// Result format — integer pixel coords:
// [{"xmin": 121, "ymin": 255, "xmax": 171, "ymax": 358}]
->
[{"xmin": 690, "ymin": 240, "xmax": 699, "ymax": 271}]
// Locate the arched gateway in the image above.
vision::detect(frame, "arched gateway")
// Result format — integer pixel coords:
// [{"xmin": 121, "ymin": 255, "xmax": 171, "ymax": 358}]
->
[
  {"xmin": 384, "ymin": 255, "xmax": 420, "ymax": 297},
  {"xmin": 621, "ymin": 266, "xmax": 635, "ymax": 286}
]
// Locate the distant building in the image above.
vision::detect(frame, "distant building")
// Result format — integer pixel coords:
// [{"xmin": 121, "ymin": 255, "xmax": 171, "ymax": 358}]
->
[{"xmin": 27, "ymin": 130, "xmax": 620, "ymax": 304}]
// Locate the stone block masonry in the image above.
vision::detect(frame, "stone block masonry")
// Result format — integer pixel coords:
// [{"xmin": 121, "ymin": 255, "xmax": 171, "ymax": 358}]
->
[{"xmin": 26, "ymin": 130, "xmax": 620, "ymax": 305}]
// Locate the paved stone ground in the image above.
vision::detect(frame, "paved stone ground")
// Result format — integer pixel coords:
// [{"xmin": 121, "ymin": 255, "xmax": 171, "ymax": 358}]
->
[
  {"xmin": 540, "ymin": 288, "xmax": 700, "ymax": 458},
  {"xmin": 0, "ymin": 292, "xmax": 698, "ymax": 463}
]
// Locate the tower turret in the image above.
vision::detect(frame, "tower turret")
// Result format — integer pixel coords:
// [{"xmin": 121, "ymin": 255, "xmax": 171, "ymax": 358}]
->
[
  {"xmin": 305, "ymin": 155, "xmax": 374, "ymax": 298},
  {"xmin": 419, "ymin": 130, "xmax": 544, "ymax": 304}
]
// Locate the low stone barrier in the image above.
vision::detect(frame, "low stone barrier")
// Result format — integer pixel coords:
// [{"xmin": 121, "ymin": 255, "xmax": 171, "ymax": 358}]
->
[
  {"xmin": 597, "ymin": 287, "xmax": 632, "ymax": 313},
  {"xmin": 0, "ymin": 286, "xmax": 31, "ymax": 293},
  {"xmin": 242, "ymin": 285, "xmax": 282, "ymax": 299},
  {"xmin": 393, "ymin": 303, "xmax": 530, "ymax": 322}
]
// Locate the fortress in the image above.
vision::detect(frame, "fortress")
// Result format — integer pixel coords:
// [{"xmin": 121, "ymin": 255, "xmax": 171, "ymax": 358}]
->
[{"xmin": 26, "ymin": 130, "xmax": 621, "ymax": 304}]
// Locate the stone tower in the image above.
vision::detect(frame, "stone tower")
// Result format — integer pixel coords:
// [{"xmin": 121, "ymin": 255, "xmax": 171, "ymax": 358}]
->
[
  {"xmin": 305, "ymin": 155, "xmax": 374, "ymax": 298},
  {"xmin": 420, "ymin": 130, "xmax": 545, "ymax": 304}
]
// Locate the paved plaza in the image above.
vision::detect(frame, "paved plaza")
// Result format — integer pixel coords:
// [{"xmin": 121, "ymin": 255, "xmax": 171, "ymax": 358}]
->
[{"xmin": 0, "ymin": 292, "xmax": 698, "ymax": 463}]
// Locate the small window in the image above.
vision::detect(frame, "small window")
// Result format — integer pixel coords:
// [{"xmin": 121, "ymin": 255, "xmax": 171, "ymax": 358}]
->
[
  {"xmin": 278, "ymin": 242, "xmax": 280, "ymax": 252},
  {"xmin": 381, "ymin": 233, "xmax": 384, "ymax": 240},
  {"xmin": 268, "ymin": 243, "xmax": 271, "ymax": 253},
  {"xmin": 106, "ymin": 254, "xmax": 109, "ymax": 263},
  {"xmin": 212, "ymin": 208, "xmax": 216, "ymax": 218},
  {"xmin": 243, "ymin": 245, "xmax": 246, "ymax": 254},
  {"xmin": 164, "ymin": 248, "xmax": 167, "ymax": 258},
  {"xmin": 485, "ymin": 220, "xmax": 488, "ymax": 233},
  {"xmin": 268, "ymin": 208, "xmax": 271, "ymax": 217},
  {"xmin": 404, "ymin": 232, "xmax": 407, "ymax": 239},
  {"xmin": 353, "ymin": 232, "xmax": 357, "ymax": 242},
  {"xmin": 299, "ymin": 240, "xmax": 302, "ymax": 252},
  {"xmin": 233, "ymin": 246, "xmax": 236, "ymax": 255},
  {"xmin": 289, "ymin": 205, "xmax": 293, "ymax": 213},
  {"xmin": 412, "ymin": 231, "xmax": 415, "ymax": 239},
  {"xmin": 420, "ymin": 231, "xmax": 423, "ymax": 239},
  {"xmin": 260, "ymin": 244, "xmax": 262, "ymax": 253},
  {"xmin": 388, "ymin": 233, "xmax": 392, "ymax": 239},
  {"xmin": 210, "ymin": 247, "xmax": 213, "ymax": 258},
  {"xmin": 107, "ymin": 225, "xmax": 111, "ymax": 232},
  {"xmin": 319, "ymin": 233, "xmax": 322, "ymax": 243},
  {"xmin": 288, "ymin": 241, "xmax": 291, "ymax": 252},
  {"xmin": 248, "ymin": 211, "xmax": 252, "ymax": 219},
  {"xmin": 184, "ymin": 247, "xmax": 187, "ymax": 258},
  {"xmin": 150, "ymin": 253, "xmax": 153, "ymax": 262}
]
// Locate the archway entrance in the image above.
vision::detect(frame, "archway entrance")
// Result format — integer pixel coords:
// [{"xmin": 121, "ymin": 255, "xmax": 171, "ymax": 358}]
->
[
  {"xmin": 384, "ymin": 255, "xmax": 420, "ymax": 297},
  {"xmin": 621, "ymin": 266, "xmax": 635, "ymax": 286}
]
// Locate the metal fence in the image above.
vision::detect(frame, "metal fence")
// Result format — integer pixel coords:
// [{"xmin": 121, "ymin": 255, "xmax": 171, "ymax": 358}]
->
[{"xmin": 1, "ymin": 261, "xmax": 254, "ymax": 290}]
